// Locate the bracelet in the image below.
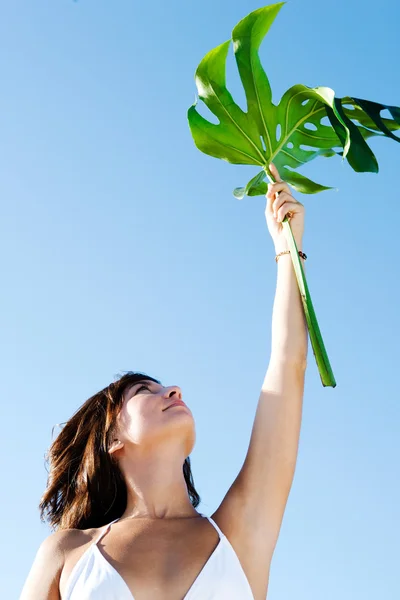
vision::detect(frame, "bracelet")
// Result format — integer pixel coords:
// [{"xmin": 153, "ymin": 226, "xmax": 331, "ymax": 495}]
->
[{"xmin": 275, "ymin": 250, "xmax": 307, "ymax": 263}]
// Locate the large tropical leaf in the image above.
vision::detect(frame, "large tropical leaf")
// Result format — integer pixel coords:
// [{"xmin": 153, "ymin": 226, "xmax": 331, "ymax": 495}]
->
[
  {"xmin": 187, "ymin": 2, "xmax": 400, "ymax": 388},
  {"xmin": 187, "ymin": 2, "xmax": 400, "ymax": 199}
]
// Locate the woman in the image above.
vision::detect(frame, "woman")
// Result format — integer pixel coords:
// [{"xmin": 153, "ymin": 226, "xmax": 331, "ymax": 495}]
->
[{"xmin": 20, "ymin": 163, "xmax": 308, "ymax": 600}]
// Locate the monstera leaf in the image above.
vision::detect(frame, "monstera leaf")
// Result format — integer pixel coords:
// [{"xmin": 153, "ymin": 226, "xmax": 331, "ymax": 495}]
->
[
  {"xmin": 187, "ymin": 2, "xmax": 400, "ymax": 388},
  {"xmin": 187, "ymin": 3, "xmax": 400, "ymax": 199}
]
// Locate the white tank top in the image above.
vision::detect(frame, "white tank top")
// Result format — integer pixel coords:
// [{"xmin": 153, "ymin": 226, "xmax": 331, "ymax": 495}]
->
[{"xmin": 63, "ymin": 513, "xmax": 254, "ymax": 599}]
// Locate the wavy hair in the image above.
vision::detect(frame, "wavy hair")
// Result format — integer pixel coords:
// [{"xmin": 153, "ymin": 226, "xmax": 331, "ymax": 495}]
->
[{"xmin": 39, "ymin": 371, "xmax": 200, "ymax": 531}]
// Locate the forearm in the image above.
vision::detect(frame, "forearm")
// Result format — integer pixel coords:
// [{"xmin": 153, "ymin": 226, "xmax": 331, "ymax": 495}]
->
[{"xmin": 269, "ymin": 245, "xmax": 308, "ymax": 364}]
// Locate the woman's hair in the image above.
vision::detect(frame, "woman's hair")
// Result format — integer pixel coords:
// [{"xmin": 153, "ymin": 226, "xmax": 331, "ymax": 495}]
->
[{"xmin": 39, "ymin": 371, "xmax": 200, "ymax": 532}]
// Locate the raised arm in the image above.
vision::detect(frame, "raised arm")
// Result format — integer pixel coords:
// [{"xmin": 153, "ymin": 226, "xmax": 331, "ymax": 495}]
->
[{"xmin": 212, "ymin": 164, "xmax": 308, "ymax": 599}]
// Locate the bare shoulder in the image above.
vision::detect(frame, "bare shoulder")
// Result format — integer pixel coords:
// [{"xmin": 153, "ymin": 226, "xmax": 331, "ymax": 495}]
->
[
  {"xmin": 40, "ymin": 525, "xmax": 98, "ymax": 557},
  {"xmin": 34, "ymin": 527, "xmax": 75, "ymax": 563},
  {"xmin": 19, "ymin": 527, "xmax": 99, "ymax": 600},
  {"xmin": 56, "ymin": 525, "xmax": 100, "ymax": 550}
]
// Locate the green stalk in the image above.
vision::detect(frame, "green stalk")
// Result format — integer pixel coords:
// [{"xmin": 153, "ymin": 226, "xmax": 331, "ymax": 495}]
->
[{"xmin": 265, "ymin": 169, "xmax": 336, "ymax": 388}]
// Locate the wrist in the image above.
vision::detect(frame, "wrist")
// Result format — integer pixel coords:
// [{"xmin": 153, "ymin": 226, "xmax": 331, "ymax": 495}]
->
[
  {"xmin": 275, "ymin": 251, "xmax": 306, "ymax": 263},
  {"xmin": 274, "ymin": 240, "xmax": 303, "ymax": 254}
]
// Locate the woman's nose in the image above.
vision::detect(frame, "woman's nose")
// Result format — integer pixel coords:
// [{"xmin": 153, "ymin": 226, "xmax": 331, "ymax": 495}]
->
[{"xmin": 166, "ymin": 385, "xmax": 182, "ymax": 399}]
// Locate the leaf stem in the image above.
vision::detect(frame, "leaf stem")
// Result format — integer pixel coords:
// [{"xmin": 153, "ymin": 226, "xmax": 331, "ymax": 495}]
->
[{"xmin": 264, "ymin": 167, "xmax": 336, "ymax": 388}]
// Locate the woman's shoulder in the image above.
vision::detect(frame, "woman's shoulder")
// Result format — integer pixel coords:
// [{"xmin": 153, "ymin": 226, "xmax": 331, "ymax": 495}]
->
[
  {"xmin": 43, "ymin": 523, "xmax": 104, "ymax": 555},
  {"xmin": 20, "ymin": 524, "xmax": 105, "ymax": 598}
]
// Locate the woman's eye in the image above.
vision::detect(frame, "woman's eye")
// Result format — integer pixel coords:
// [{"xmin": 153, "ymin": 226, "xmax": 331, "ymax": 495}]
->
[{"xmin": 136, "ymin": 384, "xmax": 150, "ymax": 394}]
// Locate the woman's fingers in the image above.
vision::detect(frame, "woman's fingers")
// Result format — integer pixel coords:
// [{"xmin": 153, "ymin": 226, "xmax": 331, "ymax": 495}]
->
[
  {"xmin": 272, "ymin": 191, "xmax": 292, "ymax": 213},
  {"xmin": 267, "ymin": 180, "xmax": 291, "ymax": 199},
  {"xmin": 268, "ymin": 191, "xmax": 292, "ymax": 217},
  {"xmin": 265, "ymin": 164, "xmax": 301, "ymax": 222},
  {"xmin": 266, "ymin": 189, "xmax": 291, "ymax": 217},
  {"xmin": 267, "ymin": 164, "xmax": 291, "ymax": 199},
  {"xmin": 268, "ymin": 189, "xmax": 303, "ymax": 222},
  {"xmin": 276, "ymin": 199, "xmax": 301, "ymax": 223},
  {"xmin": 269, "ymin": 162, "xmax": 282, "ymax": 182}
]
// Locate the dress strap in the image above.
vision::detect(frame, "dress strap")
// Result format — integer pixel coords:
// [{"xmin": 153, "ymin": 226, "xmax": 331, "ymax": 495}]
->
[
  {"xmin": 202, "ymin": 514, "xmax": 225, "ymax": 540},
  {"xmin": 93, "ymin": 517, "xmax": 120, "ymax": 545}
]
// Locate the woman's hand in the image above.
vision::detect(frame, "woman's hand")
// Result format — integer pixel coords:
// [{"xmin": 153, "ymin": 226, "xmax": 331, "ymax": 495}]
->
[{"xmin": 265, "ymin": 163, "xmax": 305, "ymax": 253}]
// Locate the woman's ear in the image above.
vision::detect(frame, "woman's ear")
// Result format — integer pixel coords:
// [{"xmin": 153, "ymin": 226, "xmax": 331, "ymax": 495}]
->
[{"xmin": 108, "ymin": 438, "xmax": 124, "ymax": 455}]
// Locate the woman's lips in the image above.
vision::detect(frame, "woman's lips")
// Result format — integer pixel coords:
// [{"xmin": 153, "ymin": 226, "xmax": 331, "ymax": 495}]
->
[{"xmin": 166, "ymin": 400, "xmax": 187, "ymax": 410}]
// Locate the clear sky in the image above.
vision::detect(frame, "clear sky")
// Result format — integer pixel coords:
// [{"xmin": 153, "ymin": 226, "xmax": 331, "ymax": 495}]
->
[{"xmin": 1, "ymin": 1, "xmax": 398, "ymax": 599}]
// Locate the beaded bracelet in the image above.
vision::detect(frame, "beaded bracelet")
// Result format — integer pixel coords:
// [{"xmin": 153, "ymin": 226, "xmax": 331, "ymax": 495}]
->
[{"xmin": 275, "ymin": 250, "xmax": 307, "ymax": 263}]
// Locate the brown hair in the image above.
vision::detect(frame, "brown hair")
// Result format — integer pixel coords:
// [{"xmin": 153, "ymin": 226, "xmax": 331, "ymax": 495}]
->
[{"xmin": 39, "ymin": 371, "xmax": 200, "ymax": 532}]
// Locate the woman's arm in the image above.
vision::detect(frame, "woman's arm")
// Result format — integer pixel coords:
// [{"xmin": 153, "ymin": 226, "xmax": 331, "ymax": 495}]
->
[
  {"xmin": 254, "ymin": 248, "xmax": 308, "ymax": 521},
  {"xmin": 270, "ymin": 250, "xmax": 308, "ymax": 363},
  {"xmin": 212, "ymin": 164, "xmax": 308, "ymax": 599}
]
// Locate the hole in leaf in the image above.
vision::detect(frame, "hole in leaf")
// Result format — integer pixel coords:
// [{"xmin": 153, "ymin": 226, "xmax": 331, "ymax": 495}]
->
[
  {"xmin": 380, "ymin": 108, "xmax": 392, "ymax": 120},
  {"xmin": 304, "ymin": 122, "xmax": 318, "ymax": 131},
  {"xmin": 320, "ymin": 116, "xmax": 331, "ymax": 127},
  {"xmin": 194, "ymin": 99, "xmax": 220, "ymax": 125},
  {"xmin": 301, "ymin": 99, "xmax": 310, "ymax": 106},
  {"xmin": 352, "ymin": 119, "xmax": 377, "ymax": 133},
  {"xmin": 342, "ymin": 104, "xmax": 356, "ymax": 110},
  {"xmin": 276, "ymin": 124, "xmax": 281, "ymax": 142},
  {"xmin": 260, "ymin": 135, "xmax": 267, "ymax": 152},
  {"xmin": 287, "ymin": 142, "xmax": 294, "ymax": 149},
  {"xmin": 283, "ymin": 165, "xmax": 299, "ymax": 173},
  {"xmin": 299, "ymin": 144, "xmax": 318, "ymax": 152}
]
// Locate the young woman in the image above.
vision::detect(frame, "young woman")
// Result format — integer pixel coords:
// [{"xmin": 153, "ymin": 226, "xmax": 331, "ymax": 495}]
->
[{"xmin": 20, "ymin": 163, "xmax": 308, "ymax": 600}]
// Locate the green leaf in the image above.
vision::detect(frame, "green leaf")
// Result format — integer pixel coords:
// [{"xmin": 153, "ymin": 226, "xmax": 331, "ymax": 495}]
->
[
  {"xmin": 341, "ymin": 96, "xmax": 400, "ymax": 141},
  {"xmin": 233, "ymin": 169, "xmax": 267, "ymax": 199},
  {"xmin": 187, "ymin": 2, "xmax": 400, "ymax": 197},
  {"xmin": 187, "ymin": 2, "xmax": 400, "ymax": 388}
]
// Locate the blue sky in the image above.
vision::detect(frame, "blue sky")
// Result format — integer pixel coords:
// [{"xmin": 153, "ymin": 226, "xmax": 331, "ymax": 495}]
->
[{"xmin": 1, "ymin": 1, "xmax": 399, "ymax": 598}]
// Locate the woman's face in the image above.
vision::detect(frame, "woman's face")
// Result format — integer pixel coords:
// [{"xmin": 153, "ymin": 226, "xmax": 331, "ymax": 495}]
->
[{"xmin": 111, "ymin": 379, "xmax": 195, "ymax": 457}]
